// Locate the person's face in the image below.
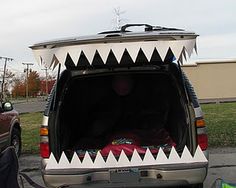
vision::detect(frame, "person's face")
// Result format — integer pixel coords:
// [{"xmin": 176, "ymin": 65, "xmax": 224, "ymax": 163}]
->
[{"xmin": 112, "ymin": 76, "xmax": 133, "ymax": 96}]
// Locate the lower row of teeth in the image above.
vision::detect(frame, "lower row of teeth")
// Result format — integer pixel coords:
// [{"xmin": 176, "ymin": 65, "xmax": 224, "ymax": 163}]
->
[{"xmin": 46, "ymin": 146, "xmax": 207, "ymax": 170}]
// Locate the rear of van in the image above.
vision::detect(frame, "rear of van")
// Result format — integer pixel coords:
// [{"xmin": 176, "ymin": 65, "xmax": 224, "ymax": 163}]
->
[{"xmin": 32, "ymin": 24, "xmax": 208, "ymax": 188}]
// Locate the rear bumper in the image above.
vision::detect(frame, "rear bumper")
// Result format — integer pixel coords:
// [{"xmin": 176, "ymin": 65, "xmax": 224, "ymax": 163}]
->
[{"xmin": 42, "ymin": 164, "xmax": 208, "ymax": 188}]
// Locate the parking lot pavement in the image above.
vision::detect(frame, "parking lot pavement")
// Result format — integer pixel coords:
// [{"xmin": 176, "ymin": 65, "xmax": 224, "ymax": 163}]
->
[
  {"xmin": 204, "ymin": 148, "xmax": 236, "ymax": 187},
  {"xmin": 18, "ymin": 148, "xmax": 236, "ymax": 188},
  {"xmin": 14, "ymin": 100, "xmax": 47, "ymax": 114},
  {"xmin": 18, "ymin": 154, "xmax": 45, "ymax": 188}
]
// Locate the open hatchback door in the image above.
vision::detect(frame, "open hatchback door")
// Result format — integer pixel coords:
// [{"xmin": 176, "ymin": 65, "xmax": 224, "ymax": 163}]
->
[{"xmin": 31, "ymin": 24, "xmax": 208, "ymax": 188}]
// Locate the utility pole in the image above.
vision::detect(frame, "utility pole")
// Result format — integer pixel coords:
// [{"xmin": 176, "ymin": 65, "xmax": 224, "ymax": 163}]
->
[
  {"xmin": 0, "ymin": 56, "xmax": 13, "ymax": 101},
  {"xmin": 22, "ymin": 63, "xmax": 33, "ymax": 102},
  {"xmin": 41, "ymin": 67, "xmax": 49, "ymax": 97}
]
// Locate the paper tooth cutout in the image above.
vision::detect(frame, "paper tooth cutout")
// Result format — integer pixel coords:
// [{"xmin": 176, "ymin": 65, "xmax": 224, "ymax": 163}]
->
[
  {"xmin": 126, "ymin": 43, "xmax": 141, "ymax": 62},
  {"xmin": 81, "ymin": 151, "xmax": 94, "ymax": 168},
  {"xmin": 185, "ymin": 39, "xmax": 196, "ymax": 58},
  {"xmin": 93, "ymin": 151, "xmax": 106, "ymax": 168},
  {"xmin": 46, "ymin": 152, "xmax": 58, "ymax": 170},
  {"xmin": 67, "ymin": 46, "xmax": 81, "ymax": 64},
  {"xmin": 105, "ymin": 151, "xmax": 118, "ymax": 168},
  {"xmin": 57, "ymin": 152, "xmax": 70, "ymax": 169},
  {"xmin": 180, "ymin": 146, "xmax": 194, "ymax": 163},
  {"xmin": 156, "ymin": 147, "xmax": 168, "ymax": 164},
  {"xmin": 111, "ymin": 44, "xmax": 126, "ymax": 63},
  {"xmin": 130, "ymin": 149, "xmax": 143, "ymax": 166},
  {"xmin": 70, "ymin": 152, "xmax": 82, "ymax": 168},
  {"xmin": 155, "ymin": 42, "xmax": 170, "ymax": 61},
  {"xmin": 168, "ymin": 146, "xmax": 181, "ymax": 164},
  {"xmin": 193, "ymin": 145, "xmax": 208, "ymax": 163},
  {"xmin": 141, "ymin": 42, "xmax": 156, "ymax": 62},
  {"xmin": 81, "ymin": 45, "xmax": 97, "ymax": 63},
  {"xmin": 143, "ymin": 148, "xmax": 156, "ymax": 165},
  {"xmin": 45, "ymin": 145, "xmax": 207, "ymax": 170},
  {"xmin": 97, "ymin": 46, "xmax": 111, "ymax": 64},
  {"xmin": 32, "ymin": 39, "xmax": 197, "ymax": 69},
  {"xmin": 116, "ymin": 150, "xmax": 130, "ymax": 167}
]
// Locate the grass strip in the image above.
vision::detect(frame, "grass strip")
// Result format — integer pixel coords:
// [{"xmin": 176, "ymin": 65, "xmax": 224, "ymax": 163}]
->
[
  {"xmin": 201, "ymin": 102, "xmax": 236, "ymax": 147},
  {"xmin": 21, "ymin": 112, "xmax": 43, "ymax": 154}
]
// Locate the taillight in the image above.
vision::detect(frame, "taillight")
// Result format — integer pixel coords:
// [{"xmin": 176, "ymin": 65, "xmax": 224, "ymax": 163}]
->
[
  {"xmin": 40, "ymin": 126, "xmax": 50, "ymax": 158},
  {"xmin": 196, "ymin": 117, "xmax": 208, "ymax": 151},
  {"xmin": 40, "ymin": 142, "xmax": 50, "ymax": 158},
  {"xmin": 197, "ymin": 134, "xmax": 208, "ymax": 150}
]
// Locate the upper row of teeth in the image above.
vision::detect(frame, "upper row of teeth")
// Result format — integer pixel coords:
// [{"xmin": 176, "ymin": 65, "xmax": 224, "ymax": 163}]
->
[
  {"xmin": 46, "ymin": 146, "xmax": 207, "ymax": 170},
  {"xmin": 33, "ymin": 39, "xmax": 197, "ymax": 69}
]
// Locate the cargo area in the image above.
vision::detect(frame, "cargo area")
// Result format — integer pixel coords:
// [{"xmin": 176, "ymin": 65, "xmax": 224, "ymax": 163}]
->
[{"xmin": 55, "ymin": 68, "xmax": 189, "ymax": 159}]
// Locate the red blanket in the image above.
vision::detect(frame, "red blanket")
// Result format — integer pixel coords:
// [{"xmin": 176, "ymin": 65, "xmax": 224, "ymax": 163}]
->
[{"xmin": 100, "ymin": 128, "xmax": 176, "ymax": 156}]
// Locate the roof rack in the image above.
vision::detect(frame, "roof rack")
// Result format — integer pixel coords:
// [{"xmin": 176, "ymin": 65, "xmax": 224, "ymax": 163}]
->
[{"xmin": 99, "ymin": 24, "xmax": 184, "ymax": 35}]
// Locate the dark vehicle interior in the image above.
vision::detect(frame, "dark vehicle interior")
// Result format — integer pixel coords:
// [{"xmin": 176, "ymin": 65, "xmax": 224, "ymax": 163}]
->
[{"xmin": 54, "ymin": 65, "xmax": 189, "ymax": 159}]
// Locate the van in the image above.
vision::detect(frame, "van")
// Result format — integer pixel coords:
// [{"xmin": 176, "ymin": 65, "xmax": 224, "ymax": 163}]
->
[{"xmin": 31, "ymin": 24, "xmax": 208, "ymax": 188}]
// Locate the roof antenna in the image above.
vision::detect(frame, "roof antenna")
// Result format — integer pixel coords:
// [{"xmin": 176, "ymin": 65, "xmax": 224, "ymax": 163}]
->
[{"xmin": 113, "ymin": 7, "xmax": 127, "ymax": 30}]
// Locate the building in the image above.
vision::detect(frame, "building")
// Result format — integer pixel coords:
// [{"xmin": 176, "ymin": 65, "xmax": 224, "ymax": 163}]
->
[{"xmin": 182, "ymin": 59, "xmax": 236, "ymax": 103}]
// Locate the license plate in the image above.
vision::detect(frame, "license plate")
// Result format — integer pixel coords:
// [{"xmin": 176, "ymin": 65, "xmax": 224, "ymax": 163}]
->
[{"xmin": 109, "ymin": 168, "xmax": 140, "ymax": 183}]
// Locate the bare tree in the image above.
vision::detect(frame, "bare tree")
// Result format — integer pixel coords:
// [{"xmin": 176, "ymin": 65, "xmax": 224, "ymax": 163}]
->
[{"xmin": 0, "ymin": 69, "xmax": 15, "ymax": 98}]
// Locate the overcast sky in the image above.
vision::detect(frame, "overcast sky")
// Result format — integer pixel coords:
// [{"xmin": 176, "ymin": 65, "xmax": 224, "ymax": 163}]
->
[{"xmin": 0, "ymin": 0, "xmax": 236, "ymax": 75}]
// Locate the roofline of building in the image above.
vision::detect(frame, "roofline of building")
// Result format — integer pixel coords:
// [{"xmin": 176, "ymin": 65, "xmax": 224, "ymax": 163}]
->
[{"xmin": 182, "ymin": 58, "xmax": 236, "ymax": 67}]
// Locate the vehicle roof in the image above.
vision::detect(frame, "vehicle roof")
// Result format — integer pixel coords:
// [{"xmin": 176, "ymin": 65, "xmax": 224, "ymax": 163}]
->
[
  {"xmin": 30, "ymin": 24, "xmax": 197, "ymax": 49},
  {"xmin": 30, "ymin": 24, "xmax": 198, "ymax": 69}
]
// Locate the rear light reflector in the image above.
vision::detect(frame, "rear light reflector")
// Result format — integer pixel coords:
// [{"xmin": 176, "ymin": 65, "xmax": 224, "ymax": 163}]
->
[
  {"xmin": 41, "ymin": 136, "xmax": 49, "ymax": 143},
  {"xmin": 196, "ymin": 119, "xmax": 205, "ymax": 127},
  {"xmin": 197, "ymin": 134, "xmax": 208, "ymax": 151},
  {"xmin": 40, "ymin": 127, "xmax": 48, "ymax": 136},
  {"xmin": 40, "ymin": 142, "xmax": 50, "ymax": 158}
]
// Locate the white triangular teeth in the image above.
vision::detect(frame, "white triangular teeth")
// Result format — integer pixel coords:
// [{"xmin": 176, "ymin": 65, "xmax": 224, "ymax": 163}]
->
[
  {"xmin": 185, "ymin": 39, "xmax": 196, "ymax": 58},
  {"xmin": 141, "ymin": 42, "xmax": 156, "ymax": 62},
  {"xmin": 130, "ymin": 149, "xmax": 143, "ymax": 166},
  {"xmin": 33, "ymin": 39, "xmax": 197, "ymax": 69},
  {"xmin": 70, "ymin": 152, "xmax": 82, "ymax": 168},
  {"xmin": 93, "ymin": 151, "xmax": 106, "ymax": 168},
  {"xmin": 46, "ymin": 152, "xmax": 58, "ymax": 170},
  {"xmin": 193, "ymin": 145, "xmax": 208, "ymax": 163},
  {"xmin": 81, "ymin": 151, "xmax": 94, "ymax": 168},
  {"xmin": 143, "ymin": 148, "xmax": 156, "ymax": 165},
  {"xmin": 156, "ymin": 147, "xmax": 168, "ymax": 164},
  {"xmin": 57, "ymin": 152, "xmax": 70, "ymax": 169},
  {"xmin": 155, "ymin": 42, "xmax": 170, "ymax": 61},
  {"xmin": 180, "ymin": 146, "xmax": 194, "ymax": 163},
  {"xmin": 45, "ymin": 145, "xmax": 207, "ymax": 170},
  {"xmin": 81, "ymin": 45, "xmax": 97, "ymax": 63},
  {"xmin": 118, "ymin": 150, "xmax": 130, "ymax": 167},
  {"xmin": 67, "ymin": 46, "xmax": 81, "ymax": 64},
  {"xmin": 97, "ymin": 46, "xmax": 111, "ymax": 64},
  {"xmin": 168, "ymin": 146, "xmax": 181, "ymax": 164},
  {"xmin": 105, "ymin": 151, "xmax": 118, "ymax": 168},
  {"xmin": 111, "ymin": 44, "xmax": 125, "ymax": 63},
  {"xmin": 126, "ymin": 43, "xmax": 141, "ymax": 62}
]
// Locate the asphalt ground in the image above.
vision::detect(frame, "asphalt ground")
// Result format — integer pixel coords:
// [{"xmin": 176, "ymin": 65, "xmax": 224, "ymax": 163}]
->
[
  {"xmin": 18, "ymin": 148, "xmax": 236, "ymax": 188},
  {"xmin": 13, "ymin": 99, "xmax": 47, "ymax": 114}
]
